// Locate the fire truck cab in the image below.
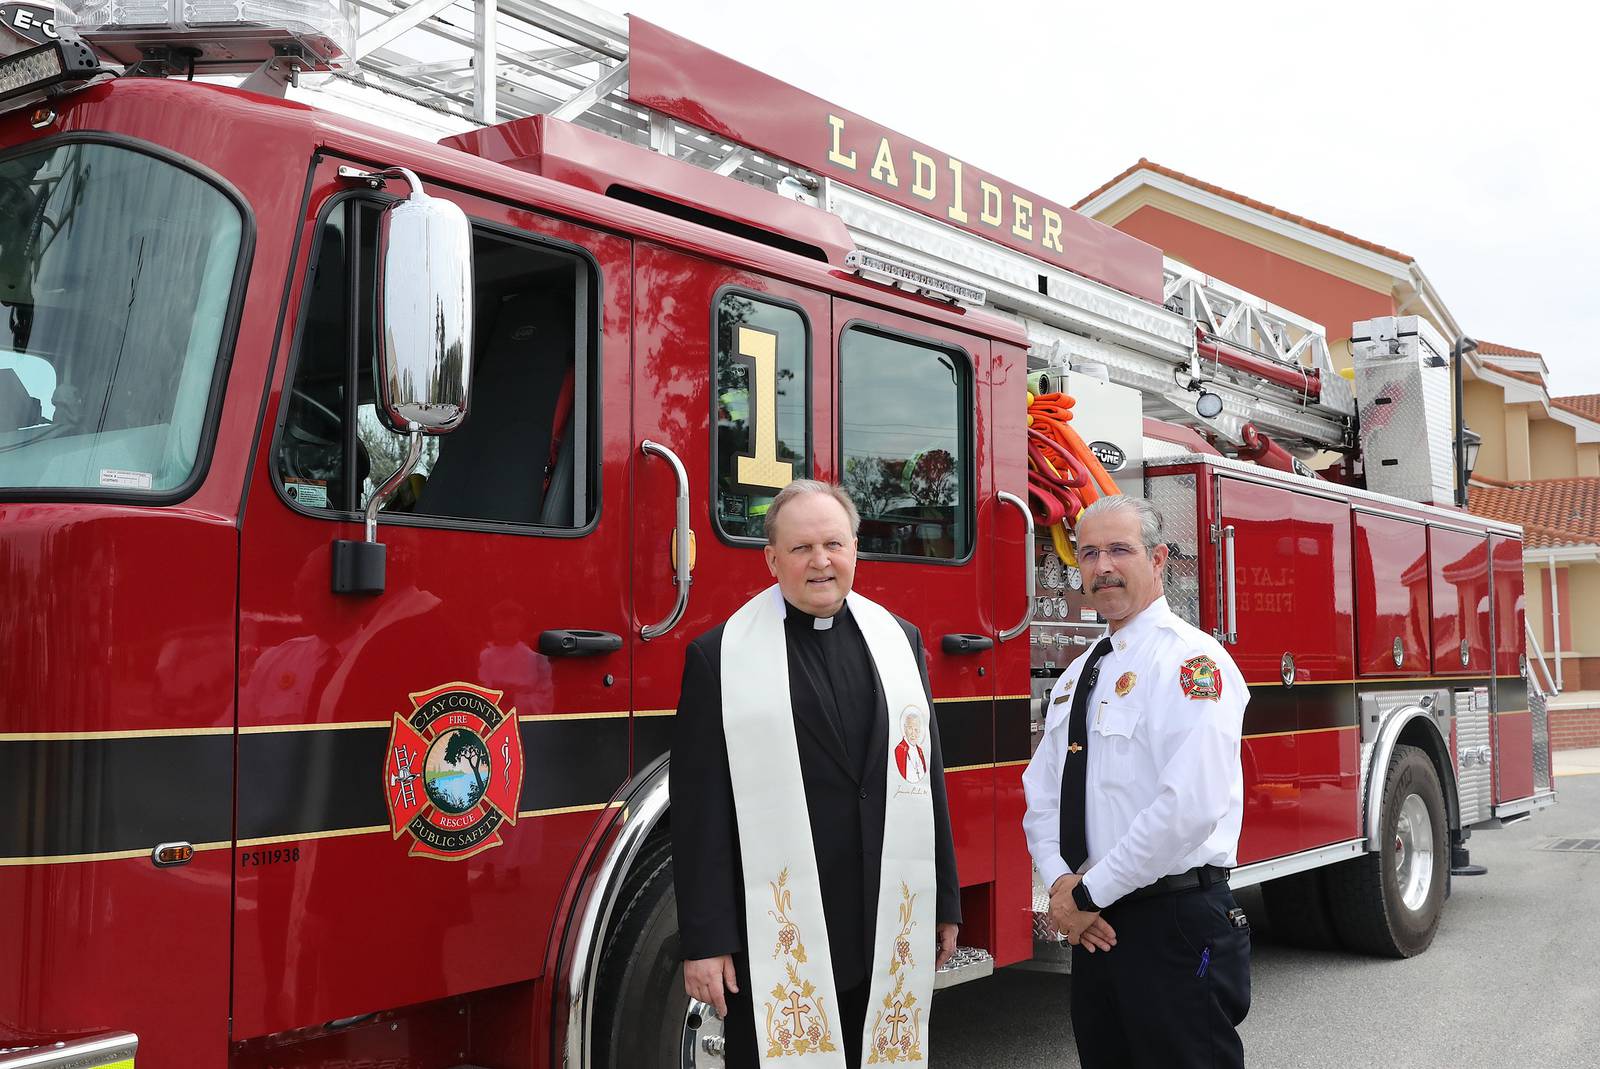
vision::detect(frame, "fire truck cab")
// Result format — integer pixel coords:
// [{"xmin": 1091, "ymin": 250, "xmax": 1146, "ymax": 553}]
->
[
  {"xmin": 0, "ymin": 4, "xmax": 1554, "ymax": 1068},
  {"xmin": 0, "ymin": 58, "xmax": 1035, "ymax": 1069}
]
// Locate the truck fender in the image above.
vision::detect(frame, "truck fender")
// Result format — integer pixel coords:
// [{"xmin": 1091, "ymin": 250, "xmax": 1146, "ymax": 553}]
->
[
  {"xmin": 1362, "ymin": 702, "xmax": 1456, "ymax": 851},
  {"xmin": 551, "ymin": 753, "xmax": 671, "ymax": 1067}
]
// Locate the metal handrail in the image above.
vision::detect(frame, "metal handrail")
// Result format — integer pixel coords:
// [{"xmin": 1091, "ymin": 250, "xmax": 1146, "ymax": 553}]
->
[
  {"xmin": 1525, "ymin": 623, "xmax": 1559, "ymax": 696},
  {"xmin": 639, "ymin": 439, "xmax": 691, "ymax": 640},
  {"xmin": 0, "ymin": 1033, "xmax": 137, "ymax": 1069},
  {"xmin": 996, "ymin": 491, "xmax": 1033, "ymax": 642}
]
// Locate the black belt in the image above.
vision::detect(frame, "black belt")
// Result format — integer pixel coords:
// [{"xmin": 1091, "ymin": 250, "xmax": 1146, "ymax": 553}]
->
[{"xmin": 1118, "ymin": 864, "xmax": 1230, "ymax": 904}]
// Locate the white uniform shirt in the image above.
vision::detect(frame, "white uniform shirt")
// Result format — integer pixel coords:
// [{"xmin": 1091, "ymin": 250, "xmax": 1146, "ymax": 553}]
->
[{"xmin": 1022, "ymin": 596, "xmax": 1247, "ymax": 907}]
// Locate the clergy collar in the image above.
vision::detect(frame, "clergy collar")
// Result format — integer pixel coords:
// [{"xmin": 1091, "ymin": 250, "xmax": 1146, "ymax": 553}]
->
[
  {"xmin": 1105, "ymin": 595, "xmax": 1173, "ymax": 650},
  {"xmin": 780, "ymin": 597, "xmax": 848, "ymax": 631}
]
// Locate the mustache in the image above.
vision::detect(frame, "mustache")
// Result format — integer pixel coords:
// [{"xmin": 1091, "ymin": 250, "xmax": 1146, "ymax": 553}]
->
[{"xmin": 1091, "ymin": 577, "xmax": 1126, "ymax": 591}]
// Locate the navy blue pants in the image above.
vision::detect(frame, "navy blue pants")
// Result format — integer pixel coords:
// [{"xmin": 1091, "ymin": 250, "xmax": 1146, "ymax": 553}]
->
[{"xmin": 1069, "ymin": 884, "xmax": 1251, "ymax": 1068}]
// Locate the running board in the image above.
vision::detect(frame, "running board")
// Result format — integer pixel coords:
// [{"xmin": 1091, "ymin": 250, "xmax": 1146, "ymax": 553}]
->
[
  {"xmin": 1485, "ymin": 790, "xmax": 1557, "ymax": 826},
  {"xmin": 933, "ymin": 945, "xmax": 994, "ymax": 989}
]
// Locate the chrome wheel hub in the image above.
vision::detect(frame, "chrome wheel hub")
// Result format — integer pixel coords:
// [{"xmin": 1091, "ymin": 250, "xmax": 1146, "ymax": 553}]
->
[
  {"xmin": 682, "ymin": 1000, "xmax": 727, "ymax": 1068},
  {"xmin": 1392, "ymin": 792, "xmax": 1435, "ymax": 911}
]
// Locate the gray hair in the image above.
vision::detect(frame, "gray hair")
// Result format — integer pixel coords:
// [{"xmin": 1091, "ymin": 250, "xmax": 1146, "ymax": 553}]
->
[
  {"xmin": 1077, "ymin": 495, "xmax": 1164, "ymax": 549},
  {"xmin": 764, "ymin": 479, "xmax": 861, "ymax": 544}
]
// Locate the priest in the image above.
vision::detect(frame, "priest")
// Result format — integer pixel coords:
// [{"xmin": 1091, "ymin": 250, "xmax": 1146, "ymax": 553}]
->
[{"xmin": 671, "ymin": 479, "xmax": 961, "ymax": 1068}]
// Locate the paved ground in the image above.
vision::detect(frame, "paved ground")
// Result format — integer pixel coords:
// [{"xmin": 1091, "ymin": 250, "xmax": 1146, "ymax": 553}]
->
[{"xmin": 930, "ymin": 768, "xmax": 1600, "ymax": 1067}]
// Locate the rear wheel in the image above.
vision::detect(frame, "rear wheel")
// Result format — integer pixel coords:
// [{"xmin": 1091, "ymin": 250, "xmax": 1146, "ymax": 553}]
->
[
  {"xmin": 593, "ymin": 835, "xmax": 726, "ymax": 1068},
  {"xmin": 1326, "ymin": 744, "xmax": 1448, "ymax": 957}
]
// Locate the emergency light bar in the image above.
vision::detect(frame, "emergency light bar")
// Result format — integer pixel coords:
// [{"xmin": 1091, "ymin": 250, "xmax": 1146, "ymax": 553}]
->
[
  {"xmin": 61, "ymin": 0, "xmax": 354, "ymax": 73},
  {"xmin": 843, "ymin": 249, "xmax": 987, "ymax": 307},
  {"xmin": 0, "ymin": 36, "xmax": 100, "ymax": 106}
]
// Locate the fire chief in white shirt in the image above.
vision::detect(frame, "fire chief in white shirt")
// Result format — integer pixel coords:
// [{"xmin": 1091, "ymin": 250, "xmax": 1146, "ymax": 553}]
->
[{"xmin": 1022, "ymin": 495, "xmax": 1250, "ymax": 1069}]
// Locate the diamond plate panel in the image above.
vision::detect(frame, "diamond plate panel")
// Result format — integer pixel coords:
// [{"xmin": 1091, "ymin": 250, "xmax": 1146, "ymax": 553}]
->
[
  {"xmin": 1531, "ymin": 687, "xmax": 1551, "ymax": 794},
  {"xmin": 1454, "ymin": 686, "xmax": 1493, "ymax": 826},
  {"xmin": 1145, "ymin": 473, "xmax": 1201, "ymax": 627},
  {"xmin": 1353, "ymin": 317, "xmax": 1455, "ymax": 505}
]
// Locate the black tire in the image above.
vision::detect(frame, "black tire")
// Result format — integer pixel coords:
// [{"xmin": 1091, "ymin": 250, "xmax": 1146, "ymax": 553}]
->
[
  {"xmin": 1260, "ymin": 867, "xmax": 1341, "ymax": 950},
  {"xmin": 593, "ymin": 834, "xmax": 693, "ymax": 1067},
  {"xmin": 1326, "ymin": 744, "xmax": 1449, "ymax": 958}
]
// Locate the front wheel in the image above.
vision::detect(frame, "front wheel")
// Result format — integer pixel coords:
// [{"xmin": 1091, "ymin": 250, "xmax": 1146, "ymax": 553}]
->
[
  {"xmin": 1326, "ymin": 743, "xmax": 1449, "ymax": 957},
  {"xmin": 593, "ymin": 836, "xmax": 726, "ymax": 1067}
]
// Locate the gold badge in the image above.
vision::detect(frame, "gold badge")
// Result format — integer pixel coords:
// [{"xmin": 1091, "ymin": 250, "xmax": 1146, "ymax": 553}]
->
[
  {"xmin": 1115, "ymin": 671, "xmax": 1136, "ymax": 697},
  {"xmin": 1067, "ymin": 743, "xmax": 1084, "ymax": 755}
]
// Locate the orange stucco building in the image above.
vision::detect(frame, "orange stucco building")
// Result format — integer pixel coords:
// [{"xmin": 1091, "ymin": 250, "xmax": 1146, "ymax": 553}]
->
[{"xmin": 1077, "ymin": 160, "xmax": 1600, "ymax": 749}]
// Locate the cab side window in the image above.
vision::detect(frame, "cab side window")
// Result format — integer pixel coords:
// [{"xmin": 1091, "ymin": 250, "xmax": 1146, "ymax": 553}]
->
[
  {"xmin": 713, "ymin": 291, "xmax": 810, "ymax": 540},
  {"xmin": 839, "ymin": 326, "xmax": 972, "ymax": 560},
  {"xmin": 277, "ymin": 199, "xmax": 598, "ymax": 528}
]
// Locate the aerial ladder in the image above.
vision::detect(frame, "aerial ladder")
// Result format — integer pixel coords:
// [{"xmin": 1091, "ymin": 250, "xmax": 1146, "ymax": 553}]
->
[{"xmin": 74, "ymin": 0, "xmax": 1357, "ymax": 458}]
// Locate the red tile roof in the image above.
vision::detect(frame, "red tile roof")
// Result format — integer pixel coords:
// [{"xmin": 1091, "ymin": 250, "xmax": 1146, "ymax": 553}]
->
[
  {"xmin": 1074, "ymin": 159, "xmax": 1414, "ymax": 264},
  {"xmin": 1482, "ymin": 361, "xmax": 1545, "ymax": 386},
  {"xmin": 1554, "ymin": 394, "xmax": 1600, "ymax": 422},
  {"xmin": 1476, "ymin": 340, "xmax": 1543, "ymax": 358},
  {"xmin": 1468, "ymin": 478, "xmax": 1600, "ymax": 548}
]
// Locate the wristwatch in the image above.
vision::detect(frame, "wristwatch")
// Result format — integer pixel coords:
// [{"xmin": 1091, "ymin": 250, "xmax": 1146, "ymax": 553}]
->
[{"xmin": 1071, "ymin": 880, "xmax": 1101, "ymax": 913}]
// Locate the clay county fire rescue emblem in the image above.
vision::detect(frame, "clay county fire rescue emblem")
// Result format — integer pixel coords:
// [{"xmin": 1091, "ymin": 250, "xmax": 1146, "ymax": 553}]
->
[
  {"xmin": 384, "ymin": 683, "xmax": 524, "ymax": 860},
  {"xmin": 1179, "ymin": 655, "xmax": 1222, "ymax": 701}
]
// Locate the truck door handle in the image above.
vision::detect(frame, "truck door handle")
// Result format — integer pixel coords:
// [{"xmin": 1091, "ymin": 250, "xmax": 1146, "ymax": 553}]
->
[
  {"xmin": 941, "ymin": 633, "xmax": 995, "ymax": 654},
  {"xmin": 539, "ymin": 630, "xmax": 623, "ymax": 657}
]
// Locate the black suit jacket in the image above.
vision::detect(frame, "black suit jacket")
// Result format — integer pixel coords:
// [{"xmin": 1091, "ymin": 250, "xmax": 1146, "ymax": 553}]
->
[{"xmin": 670, "ymin": 609, "xmax": 961, "ymax": 992}]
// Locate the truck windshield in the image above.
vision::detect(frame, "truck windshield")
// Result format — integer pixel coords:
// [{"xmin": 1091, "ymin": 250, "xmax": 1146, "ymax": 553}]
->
[{"xmin": 0, "ymin": 141, "xmax": 244, "ymax": 494}]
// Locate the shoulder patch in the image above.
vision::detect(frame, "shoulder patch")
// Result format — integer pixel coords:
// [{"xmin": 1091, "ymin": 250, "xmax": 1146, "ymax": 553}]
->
[{"xmin": 1179, "ymin": 655, "xmax": 1222, "ymax": 701}]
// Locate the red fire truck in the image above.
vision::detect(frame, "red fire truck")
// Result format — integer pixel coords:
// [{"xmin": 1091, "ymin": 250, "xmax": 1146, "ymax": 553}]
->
[{"xmin": 0, "ymin": 3, "xmax": 1553, "ymax": 1068}]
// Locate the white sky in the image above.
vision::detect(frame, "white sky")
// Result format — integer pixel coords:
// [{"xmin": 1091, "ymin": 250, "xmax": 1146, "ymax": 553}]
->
[{"xmin": 621, "ymin": 0, "xmax": 1600, "ymax": 396}]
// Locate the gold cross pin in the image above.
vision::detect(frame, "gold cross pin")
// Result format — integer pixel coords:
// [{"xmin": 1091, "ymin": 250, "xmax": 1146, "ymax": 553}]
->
[{"xmin": 1067, "ymin": 743, "xmax": 1084, "ymax": 755}]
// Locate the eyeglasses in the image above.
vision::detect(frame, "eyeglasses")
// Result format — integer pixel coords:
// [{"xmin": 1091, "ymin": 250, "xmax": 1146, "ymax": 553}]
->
[{"xmin": 1076, "ymin": 543, "xmax": 1149, "ymax": 566}]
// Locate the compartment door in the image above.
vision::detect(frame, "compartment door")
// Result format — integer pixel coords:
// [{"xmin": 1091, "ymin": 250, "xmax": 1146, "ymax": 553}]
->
[
  {"xmin": 1353, "ymin": 512, "xmax": 1432, "ymax": 676},
  {"xmin": 1214, "ymin": 477, "xmax": 1357, "ymax": 862},
  {"xmin": 1490, "ymin": 534, "xmax": 1533, "ymax": 803}
]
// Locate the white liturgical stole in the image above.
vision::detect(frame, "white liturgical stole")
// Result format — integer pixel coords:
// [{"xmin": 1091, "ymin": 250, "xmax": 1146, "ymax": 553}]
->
[{"xmin": 721, "ymin": 585, "xmax": 936, "ymax": 1065}]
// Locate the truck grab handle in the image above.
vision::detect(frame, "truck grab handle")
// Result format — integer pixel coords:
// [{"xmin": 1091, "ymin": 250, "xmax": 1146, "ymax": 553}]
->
[
  {"xmin": 640, "ymin": 439, "xmax": 692, "ymax": 641},
  {"xmin": 997, "ymin": 490, "xmax": 1033, "ymax": 642},
  {"xmin": 1222, "ymin": 524, "xmax": 1237, "ymax": 644}
]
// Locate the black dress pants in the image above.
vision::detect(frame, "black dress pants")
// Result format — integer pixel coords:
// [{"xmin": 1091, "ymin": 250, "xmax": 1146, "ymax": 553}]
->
[
  {"xmin": 1069, "ymin": 883, "xmax": 1251, "ymax": 1068},
  {"xmin": 723, "ymin": 953, "xmax": 870, "ymax": 1069}
]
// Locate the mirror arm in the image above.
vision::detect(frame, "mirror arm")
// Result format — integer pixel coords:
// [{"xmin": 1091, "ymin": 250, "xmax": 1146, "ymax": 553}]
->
[
  {"xmin": 337, "ymin": 164, "xmax": 424, "ymax": 196},
  {"xmin": 365, "ymin": 423, "xmax": 423, "ymax": 543}
]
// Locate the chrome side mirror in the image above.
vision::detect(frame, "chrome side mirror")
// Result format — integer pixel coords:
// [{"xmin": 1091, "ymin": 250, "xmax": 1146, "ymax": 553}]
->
[
  {"xmin": 332, "ymin": 165, "xmax": 474, "ymax": 595},
  {"xmin": 374, "ymin": 169, "xmax": 474, "ymax": 434}
]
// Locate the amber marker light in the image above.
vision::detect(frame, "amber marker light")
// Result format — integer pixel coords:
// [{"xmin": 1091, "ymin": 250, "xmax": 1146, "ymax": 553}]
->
[{"xmin": 152, "ymin": 841, "xmax": 195, "ymax": 867}]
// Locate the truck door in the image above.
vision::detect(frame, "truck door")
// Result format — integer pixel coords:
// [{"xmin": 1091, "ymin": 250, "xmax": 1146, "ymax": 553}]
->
[
  {"xmin": 830, "ymin": 300, "xmax": 999, "ymax": 938},
  {"xmin": 628, "ymin": 243, "xmax": 833, "ymax": 766},
  {"xmin": 234, "ymin": 160, "xmax": 633, "ymax": 1040}
]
